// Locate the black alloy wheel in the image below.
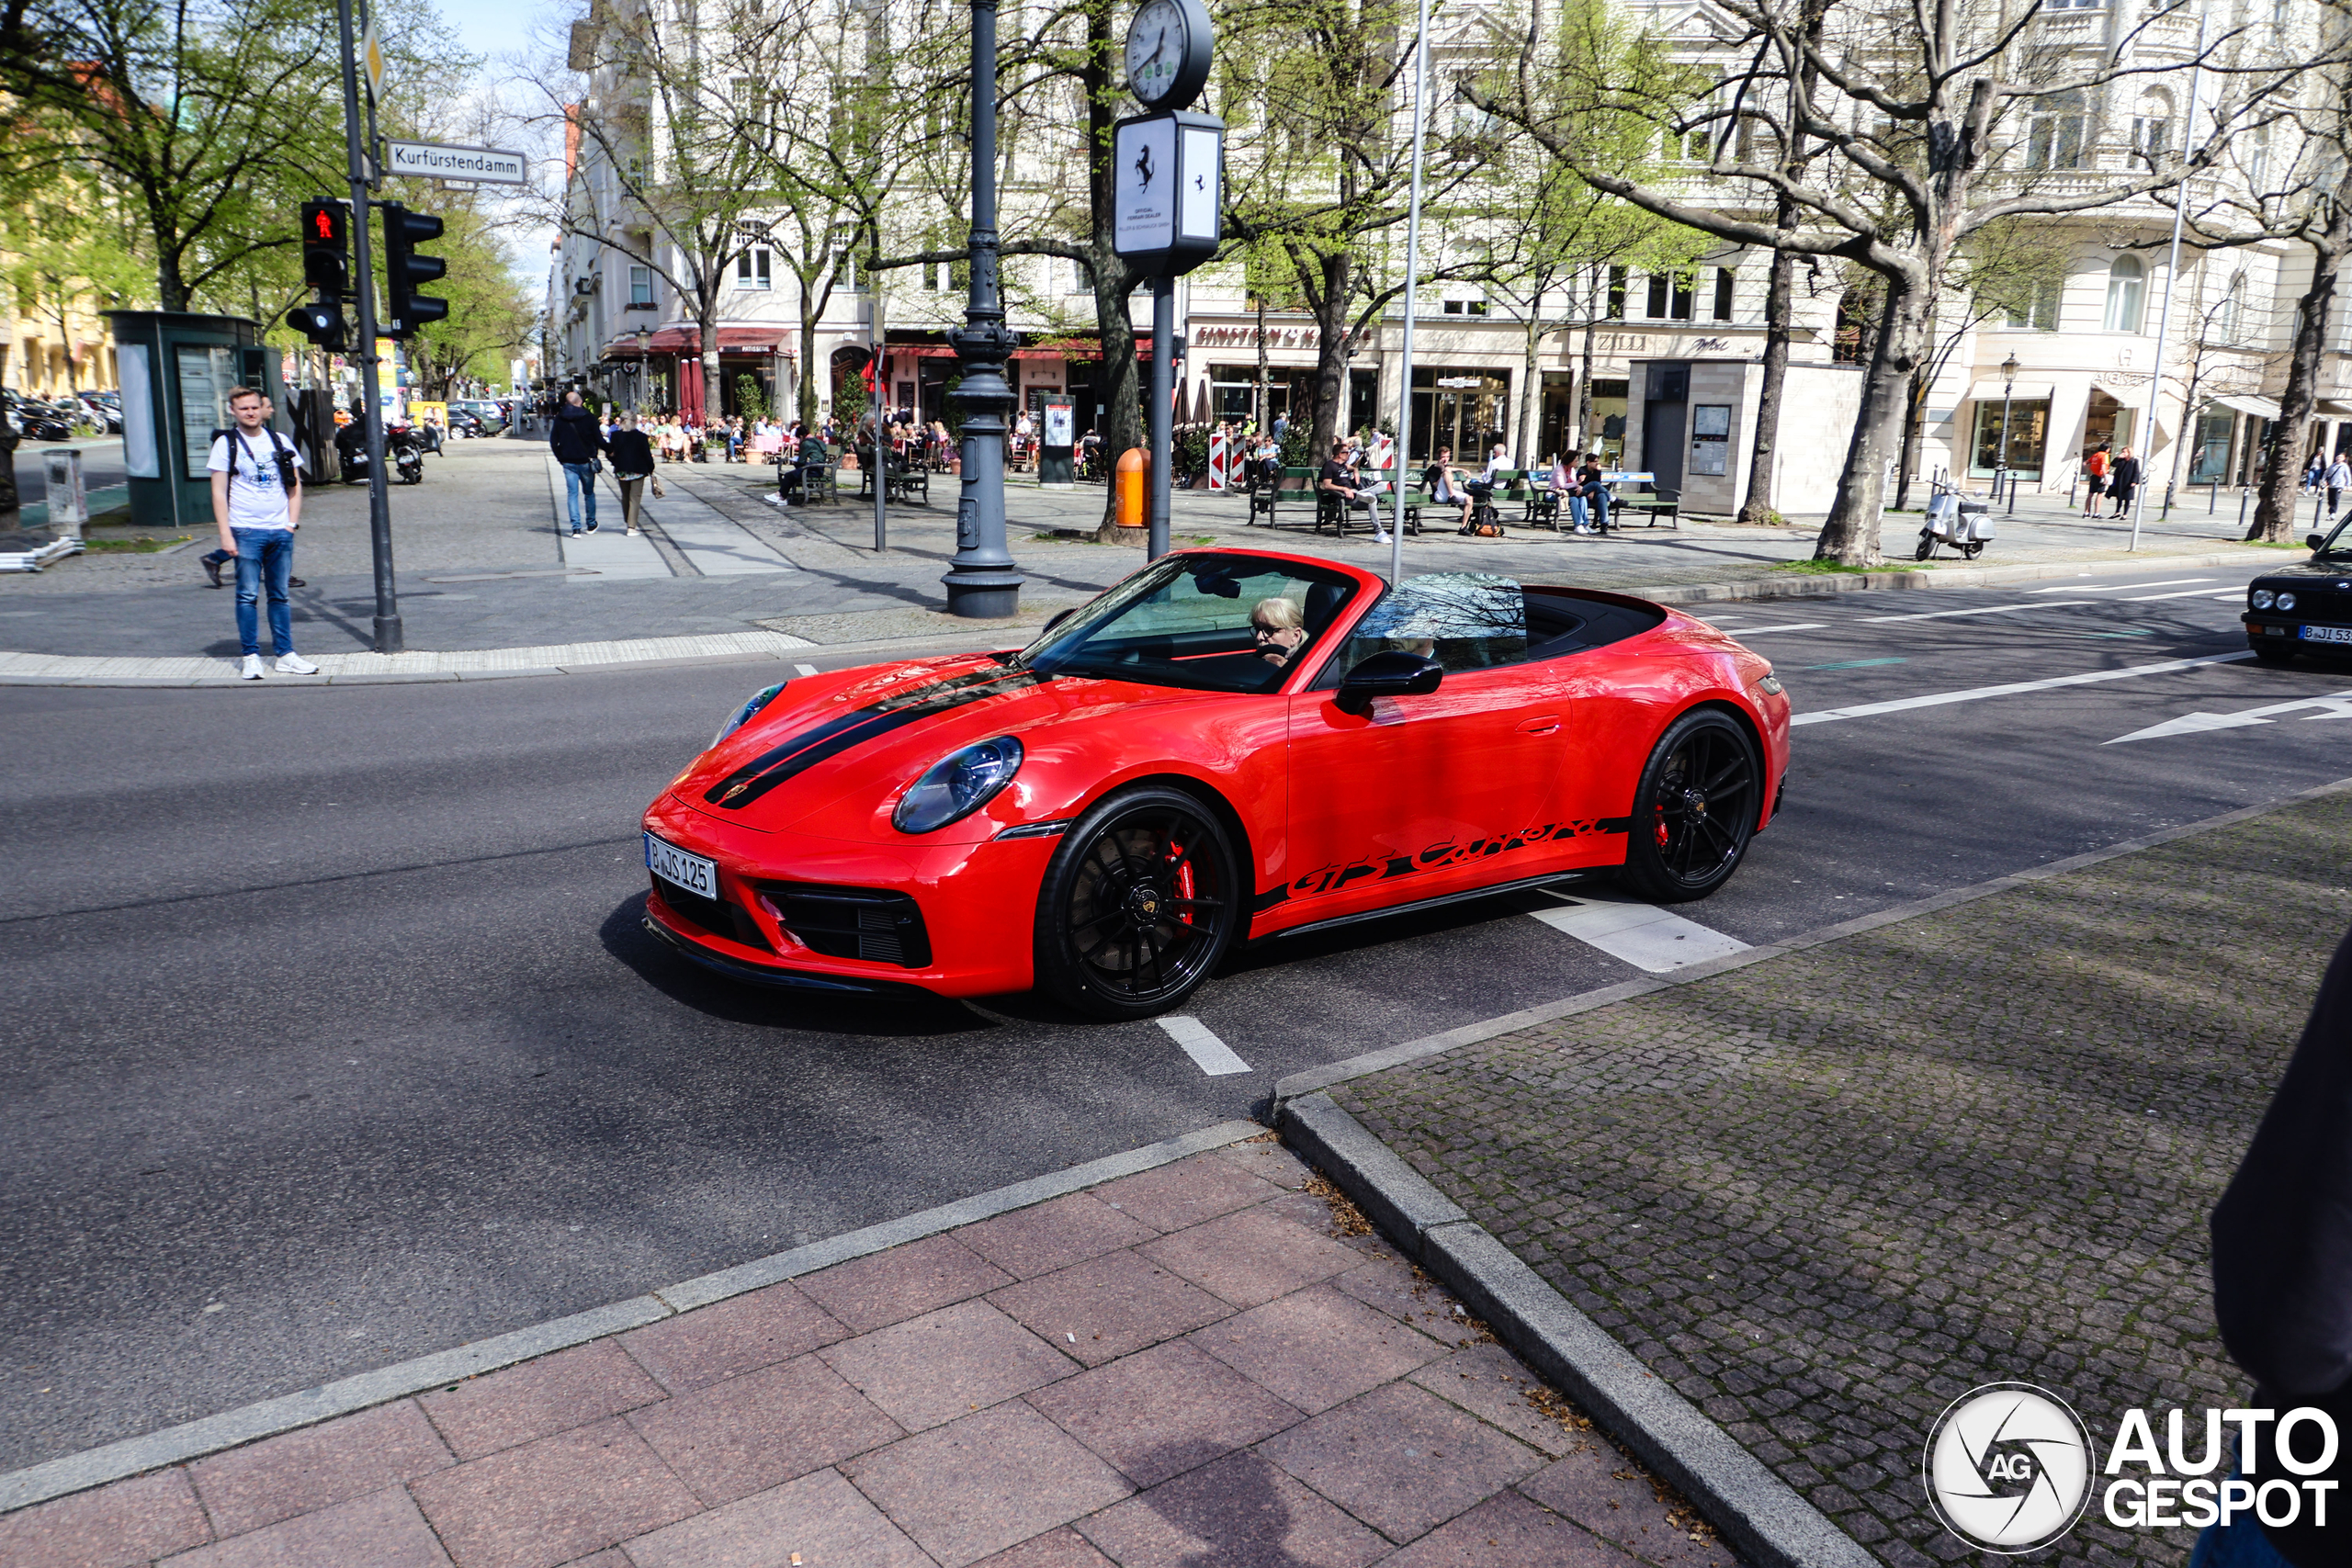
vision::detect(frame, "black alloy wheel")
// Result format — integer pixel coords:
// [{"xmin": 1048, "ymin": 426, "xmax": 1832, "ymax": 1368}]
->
[
  {"xmin": 1615, "ymin": 708, "xmax": 1763, "ymax": 903},
  {"xmin": 1034, "ymin": 785, "xmax": 1240, "ymax": 1020}
]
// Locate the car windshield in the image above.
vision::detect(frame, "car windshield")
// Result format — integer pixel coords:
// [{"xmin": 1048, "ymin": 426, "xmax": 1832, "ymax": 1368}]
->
[
  {"xmin": 1014, "ymin": 554, "xmax": 1362, "ymax": 694},
  {"xmin": 2316, "ymin": 516, "xmax": 2352, "ymax": 561}
]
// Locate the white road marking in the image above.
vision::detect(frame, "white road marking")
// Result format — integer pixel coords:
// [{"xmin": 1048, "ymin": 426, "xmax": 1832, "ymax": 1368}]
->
[
  {"xmin": 794, "ymin": 662, "xmax": 820, "ymax": 676},
  {"xmin": 2107, "ymin": 690, "xmax": 2352, "ymax": 743},
  {"xmin": 1709, "ymin": 623, "xmax": 1828, "ymax": 637},
  {"xmin": 1790, "ymin": 651, "xmax": 2256, "ymax": 728},
  {"xmin": 1856, "ymin": 600, "xmax": 2092, "ymax": 623},
  {"xmin": 1530, "ymin": 896, "xmax": 1751, "ymax": 973},
  {"xmin": 2120, "ymin": 586, "xmax": 2238, "ymax": 603},
  {"xmin": 2032, "ymin": 578, "xmax": 2211, "ymax": 593},
  {"xmin": 1159, "ymin": 1015, "xmax": 1252, "ymax": 1076}
]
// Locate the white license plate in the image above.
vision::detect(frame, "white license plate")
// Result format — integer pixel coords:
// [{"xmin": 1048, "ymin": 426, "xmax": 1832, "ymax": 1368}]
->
[
  {"xmin": 2301, "ymin": 625, "xmax": 2352, "ymax": 645},
  {"xmin": 644, "ymin": 832, "xmax": 718, "ymax": 899}
]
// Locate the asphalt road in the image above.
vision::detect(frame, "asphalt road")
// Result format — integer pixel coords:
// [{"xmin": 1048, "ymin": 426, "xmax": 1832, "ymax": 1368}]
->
[
  {"xmin": 11, "ymin": 437, "xmax": 124, "ymax": 504},
  {"xmin": 6, "ymin": 559, "xmax": 2350, "ymax": 1474}
]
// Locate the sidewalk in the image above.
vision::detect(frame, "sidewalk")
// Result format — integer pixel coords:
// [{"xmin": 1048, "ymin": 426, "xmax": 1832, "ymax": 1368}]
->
[
  {"xmin": 1317, "ymin": 785, "xmax": 2352, "ymax": 1567},
  {"xmin": 0, "ymin": 435, "xmax": 2294, "ymax": 675},
  {"xmin": 0, "ymin": 1138, "xmax": 1733, "ymax": 1568}
]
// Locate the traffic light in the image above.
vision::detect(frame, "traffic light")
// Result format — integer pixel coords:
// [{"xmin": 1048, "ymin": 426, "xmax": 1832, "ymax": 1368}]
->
[
  {"xmin": 286, "ymin": 299, "xmax": 347, "ymax": 350},
  {"xmin": 300, "ymin": 200, "xmax": 348, "ymax": 296},
  {"xmin": 381, "ymin": 203, "xmax": 447, "ymax": 337}
]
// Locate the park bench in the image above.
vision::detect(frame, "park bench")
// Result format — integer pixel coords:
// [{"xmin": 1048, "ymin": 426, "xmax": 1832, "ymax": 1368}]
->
[
  {"xmin": 1612, "ymin": 484, "xmax": 1681, "ymax": 528},
  {"xmin": 1248, "ymin": 468, "xmax": 1316, "ymax": 528}
]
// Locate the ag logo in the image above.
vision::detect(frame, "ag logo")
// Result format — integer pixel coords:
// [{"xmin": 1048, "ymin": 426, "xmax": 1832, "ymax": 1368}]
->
[{"xmin": 1923, "ymin": 1383, "xmax": 2093, "ymax": 1553}]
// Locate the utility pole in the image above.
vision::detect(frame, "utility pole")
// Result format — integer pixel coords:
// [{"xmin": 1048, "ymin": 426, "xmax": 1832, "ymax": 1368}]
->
[
  {"xmin": 334, "ymin": 0, "xmax": 400, "ymax": 651},
  {"xmin": 939, "ymin": 0, "xmax": 1023, "ymax": 616}
]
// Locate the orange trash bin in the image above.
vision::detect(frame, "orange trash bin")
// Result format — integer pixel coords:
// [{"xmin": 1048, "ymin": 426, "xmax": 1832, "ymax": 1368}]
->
[{"xmin": 1115, "ymin": 447, "xmax": 1148, "ymax": 529}]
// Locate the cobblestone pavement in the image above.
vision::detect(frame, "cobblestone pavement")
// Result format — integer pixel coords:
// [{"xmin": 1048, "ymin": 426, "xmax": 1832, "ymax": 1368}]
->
[
  {"xmin": 1334, "ymin": 791, "xmax": 2352, "ymax": 1567},
  {"xmin": 0, "ymin": 1143, "xmax": 1738, "ymax": 1568}
]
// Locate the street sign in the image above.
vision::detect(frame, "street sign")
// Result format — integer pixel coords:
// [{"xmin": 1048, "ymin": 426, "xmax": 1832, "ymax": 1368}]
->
[
  {"xmin": 362, "ymin": 6, "xmax": 384, "ymax": 100},
  {"xmin": 383, "ymin": 141, "xmax": 528, "ymax": 186}
]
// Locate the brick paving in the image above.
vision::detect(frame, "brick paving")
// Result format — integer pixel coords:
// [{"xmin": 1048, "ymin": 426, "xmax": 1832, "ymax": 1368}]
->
[
  {"xmin": 1335, "ymin": 790, "xmax": 2352, "ymax": 1567},
  {"xmin": 0, "ymin": 1142, "xmax": 1736, "ymax": 1567}
]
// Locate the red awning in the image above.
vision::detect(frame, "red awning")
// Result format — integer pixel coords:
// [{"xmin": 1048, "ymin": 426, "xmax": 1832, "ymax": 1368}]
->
[
  {"xmin": 1009, "ymin": 348, "xmax": 1065, "ymax": 360},
  {"xmin": 890, "ymin": 344, "xmax": 958, "ymax": 359},
  {"xmin": 618, "ymin": 325, "xmax": 785, "ymax": 354}
]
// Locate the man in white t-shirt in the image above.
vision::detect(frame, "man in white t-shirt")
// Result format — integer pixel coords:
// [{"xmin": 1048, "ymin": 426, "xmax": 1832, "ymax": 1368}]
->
[{"xmin": 208, "ymin": 385, "xmax": 319, "ymax": 680}]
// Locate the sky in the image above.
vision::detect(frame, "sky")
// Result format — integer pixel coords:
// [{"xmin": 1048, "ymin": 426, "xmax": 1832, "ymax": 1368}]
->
[{"xmin": 427, "ymin": 0, "xmax": 559, "ymax": 291}]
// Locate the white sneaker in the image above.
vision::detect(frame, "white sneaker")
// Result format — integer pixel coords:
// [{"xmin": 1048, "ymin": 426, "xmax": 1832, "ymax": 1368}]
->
[
  {"xmin": 1373, "ymin": 532, "xmax": 1393, "ymax": 545},
  {"xmin": 275, "ymin": 652, "xmax": 320, "ymax": 675},
  {"xmin": 239, "ymin": 654, "xmax": 265, "ymax": 680}
]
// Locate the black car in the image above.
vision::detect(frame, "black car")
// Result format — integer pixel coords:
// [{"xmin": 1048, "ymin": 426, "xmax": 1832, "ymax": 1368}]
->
[
  {"xmin": 5, "ymin": 396, "xmax": 74, "ymax": 441},
  {"xmin": 2245, "ymin": 515, "xmax": 2352, "ymax": 662}
]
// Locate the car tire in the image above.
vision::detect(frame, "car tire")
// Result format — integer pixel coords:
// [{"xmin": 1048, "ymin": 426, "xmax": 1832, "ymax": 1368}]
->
[
  {"xmin": 1034, "ymin": 785, "xmax": 1242, "ymax": 1021},
  {"xmin": 1614, "ymin": 707, "xmax": 1763, "ymax": 905},
  {"xmin": 2250, "ymin": 641, "xmax": 2298, "ymax": 665}
]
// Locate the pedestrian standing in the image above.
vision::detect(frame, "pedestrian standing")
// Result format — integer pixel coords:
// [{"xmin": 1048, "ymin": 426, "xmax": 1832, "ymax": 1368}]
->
[
  {"xmin": 2328, "ymin": 453, "xmax": 2351, "ymax": 518},
  {"xmin": 2107, "ymin": 446, "xmax": 2142, "ymax": 517},
  {"xmin": 2305, "ymin": 452, "xmax": 2326, "ymax": 495},
  {"xmin": 201, "ymin": 395, "xmax": 306, "ymax": 591},
  {"xmin": 208, "ymin": 385, "xmax": 318, "ymax": 680},
  {"xmin": 549, "ymin": 388, "xmax": 607, "ymax": 536},
  {"xmin": 608, "ymin": 410, "xmax": 655, "ymax": 536},
  {"xmin": 2084, "ymin": 445, "xmax": 2110, "ymax": 515}
]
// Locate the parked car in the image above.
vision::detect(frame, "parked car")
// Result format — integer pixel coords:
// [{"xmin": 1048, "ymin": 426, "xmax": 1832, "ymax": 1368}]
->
[{"xmin": 5, "ymin": 394, "xmax": 74, "ymax": 441}]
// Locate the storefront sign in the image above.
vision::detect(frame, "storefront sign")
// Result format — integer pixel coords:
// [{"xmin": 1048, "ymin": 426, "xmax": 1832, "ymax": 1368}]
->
[{"xmin": 1191, "ymin": 324, "xmax": 1321, "ymax": 350}]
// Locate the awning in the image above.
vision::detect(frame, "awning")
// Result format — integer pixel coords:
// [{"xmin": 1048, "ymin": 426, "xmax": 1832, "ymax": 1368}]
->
[
  {"xmin": 1966, "ymin": 379, "xmax": 2055, "ymax": 403},
  {"xmin": 889, "ymin": 344, "xmax": 958, "ymax": 359},
  {"xmin": 1009, "ymin": 348, "xmax": 1065, "ymax": 360},
  {"xmin": 620, "ymin": 325, "xmax": 786, "ymax": 354},
  {"xmin": 2209, "ymin": 393, "xmax": 2282, "ymax": 421},
  {"xmin": 2316, "ymin": 400, "xmax": 2352, "ymax": 418}
]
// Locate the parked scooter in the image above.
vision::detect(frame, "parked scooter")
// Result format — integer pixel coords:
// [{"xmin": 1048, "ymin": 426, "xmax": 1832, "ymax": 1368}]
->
[
  {"xmin": 388, "ymin": 422, "xmax": 425, "ymax": 485},
  {"xmin": 1917, "ymin": 482, "xmax": 1994, "ymax": 560}
]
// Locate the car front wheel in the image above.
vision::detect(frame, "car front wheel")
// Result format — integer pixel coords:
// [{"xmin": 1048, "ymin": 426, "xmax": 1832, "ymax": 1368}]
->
[
  {"xmin": 1034, "ymin": 786, "xmax": 1240, "ymax": 1020},
  {"xmin": 1615, "ymin": 708, "xmax": 1762, "ymax": 904}
]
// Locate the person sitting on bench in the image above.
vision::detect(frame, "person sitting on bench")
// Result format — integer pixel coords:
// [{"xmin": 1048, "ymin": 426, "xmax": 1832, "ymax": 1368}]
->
[{"xmin": 1423, "ymin": 446, "xmax": 1473, "ymax": 530}]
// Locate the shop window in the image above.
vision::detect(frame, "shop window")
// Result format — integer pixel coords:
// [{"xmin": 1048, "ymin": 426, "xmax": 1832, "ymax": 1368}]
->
[
  {"xmin": 2104, "ymin": 254, "xmax": 2145, "ymax": 333},
  {"xmin": 1970, "ymin": 399, "xmax": 2049, "ymax": 477}
]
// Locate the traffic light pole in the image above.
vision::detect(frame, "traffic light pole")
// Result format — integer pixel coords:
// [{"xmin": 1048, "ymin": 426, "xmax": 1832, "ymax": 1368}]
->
[{"xmin": 334, "ymin": 0, "xmax": 400, "ymax": 653}]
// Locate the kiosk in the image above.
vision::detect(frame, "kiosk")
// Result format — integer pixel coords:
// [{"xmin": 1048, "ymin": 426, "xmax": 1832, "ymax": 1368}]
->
[{"xmin": 104, "ymin": 311, "xmax": 288, "ymax": 534}]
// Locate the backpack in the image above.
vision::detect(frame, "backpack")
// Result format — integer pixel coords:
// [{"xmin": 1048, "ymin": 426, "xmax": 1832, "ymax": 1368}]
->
[{"xmin": 212, "ymin": 425, "xmax": 299, "ymax": 502}]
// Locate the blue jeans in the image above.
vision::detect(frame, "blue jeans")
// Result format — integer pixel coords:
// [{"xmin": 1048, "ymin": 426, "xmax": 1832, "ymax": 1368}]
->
[
  {"xmin": 1589, "ymin": 489, "xmax": 1611, "ymax": 531},
  {"xmin": 232, "ymin": 529, "xmax": 294, "ymax": 657},
  {"xmin": 562, "ymin": 463, "xmax": 599, "ymax": 530},
  {"xmin": 1567, "ymin": 494, "xmax": 1590, "ymax": 529}
]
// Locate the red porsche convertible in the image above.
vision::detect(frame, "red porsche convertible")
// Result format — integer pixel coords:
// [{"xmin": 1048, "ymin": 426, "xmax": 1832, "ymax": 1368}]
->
[{"xmin": 640, "ymin": 548, "xmax": 1790, "ymax": 1020}]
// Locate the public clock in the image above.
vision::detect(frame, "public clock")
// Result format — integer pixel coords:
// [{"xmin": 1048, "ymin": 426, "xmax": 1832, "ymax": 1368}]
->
[{"xmin": 1125, "ymin": 0, "xmax": 1212, "ymax": 111}]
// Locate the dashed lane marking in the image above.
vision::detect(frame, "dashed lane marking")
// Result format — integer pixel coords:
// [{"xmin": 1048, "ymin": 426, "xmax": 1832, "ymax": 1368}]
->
[
  {"xmin": 1158, "ymin": 1015, "xmax": 1253, "ymax": 1076},
  {"xmin": 794, "ymin": 663, "xmax": 820, "ymax": 676},
  {"xmin": 2120, "ymin": 586, "xmax": 2242, "ymax": 603},
  {"xmin": 1790, "ymin": 650, "xmax": 2256, "ymax": 727},
  {"xmin": 1856, "ymin": 600, "xmax": 2093, "ymax": 623},
  {"xmin": 2031, "ymin": 578, "xmax": 2212, "ymax": 593},
  {"xmin": 1529, "ymin": 894, "xmax": 1751, "ymax": 973}
]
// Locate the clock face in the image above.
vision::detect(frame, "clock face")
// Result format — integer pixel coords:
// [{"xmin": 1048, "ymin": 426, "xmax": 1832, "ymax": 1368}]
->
[{"xmin": 1126, "ymin": 0, "xmax": 1184, "ymax": 106}]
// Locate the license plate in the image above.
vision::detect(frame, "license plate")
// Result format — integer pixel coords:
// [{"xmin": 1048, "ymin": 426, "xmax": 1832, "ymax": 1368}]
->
[
  {"xmin": 644, "ymin": 832, "xmax": 718, "ymax": 899},
  {"xmin": 2301, "ymin": 625, "xmax": 2352, "ymax": 645}
]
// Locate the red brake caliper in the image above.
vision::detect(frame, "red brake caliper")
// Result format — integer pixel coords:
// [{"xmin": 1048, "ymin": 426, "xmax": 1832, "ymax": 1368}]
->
[
  {"xmin": 1653, "ymin": 807, "xmax": 1670, "ymax": 850},
  {"xmin": 1170, "ymin": 844, "xmax": 1195, "ymax": 925}
]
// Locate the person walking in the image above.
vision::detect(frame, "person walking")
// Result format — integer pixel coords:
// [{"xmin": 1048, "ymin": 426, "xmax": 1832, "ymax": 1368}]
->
[
  {"xmin": 2304, "ymin": 451, "xmax": 2326, "ymax": 496},
  {"xmin": 208, "ymin": 385, "xmax": 318, "ymax": 680},
  {"xmin": 2106, "ymin": 446, "xmax": 2142, "ymax": 517},
  {"xmin": 549, "ymin": 389, "xmax": 606, "ymax": 536},
  {"xmin": 2328, "ymin": 453, "xmax": 2351, "ymax": 518},
  {"xmin": 608, "ymin": 410, "xmax": 655, "ymax": 536},
  {"xmin": 2194, "ymin": 923, "xmax": 2352, "ymax": 1568},
  {"xmin": 2084, "ymin": 445, "xmax": 2110, "ymax": 515}
]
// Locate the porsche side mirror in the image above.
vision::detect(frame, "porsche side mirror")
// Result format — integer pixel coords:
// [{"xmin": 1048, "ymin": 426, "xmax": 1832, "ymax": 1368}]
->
[
  {"xmin": 2309, "ymin": 533, "xmax": 2327, "ymax": 551},
  {"xmin": 1336, "ymin": 650, "xmax": 1442, "ymax": 715}
]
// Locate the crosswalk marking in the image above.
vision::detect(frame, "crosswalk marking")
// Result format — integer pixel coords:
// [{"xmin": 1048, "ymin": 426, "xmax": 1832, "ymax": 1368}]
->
[
  {"xmin": 1529, "ymin": 895, "xmax": 1751, "ymax": 973},
  {"xmin": 1158, "ymin": 1016, "xmax": 1252, "ymax": 1076}
]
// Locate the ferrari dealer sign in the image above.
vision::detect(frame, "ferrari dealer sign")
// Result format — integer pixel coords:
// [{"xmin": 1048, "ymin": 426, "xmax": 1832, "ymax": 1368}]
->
[{"xmin": 384, "ymin": 140, "xmax": 528, "ymax": 186}]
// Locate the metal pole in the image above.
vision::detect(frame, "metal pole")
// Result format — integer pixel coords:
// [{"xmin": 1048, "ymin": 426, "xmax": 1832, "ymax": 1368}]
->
[
  {"xmin": 1997, "ymin": 379, "xmax": 2012, "ymax": 511},
  {"xmin": 2132, "ymin": 0, "xmax": 2206, "ymax": 552},
  {"xmin": 1387, "ymin": 0, "xmax": 1434, "ymax": 581},
  {"xmin": 1148, "ymin": 279, "xmax": 1174, "ymax": 559},
  {"xmin": 939, "ymin": 0, "xmax": 1022, "ymax": 615},
  {"xmin": 873, "ymin": 318, "xmax": 888, "ymax": 552},
  {"xmin": 2239, "ymin": 485, "xmax": 2251, "ymax": 532},
  {"xmin": 334, "ymin": 0, "xmax": 398, "ymax": 652}
]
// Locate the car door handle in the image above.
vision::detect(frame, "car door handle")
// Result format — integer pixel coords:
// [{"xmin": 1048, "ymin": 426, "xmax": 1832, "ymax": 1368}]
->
[{"xmin": 1518, "ymin": 715, "xmax": 1562, "ymax": 735}]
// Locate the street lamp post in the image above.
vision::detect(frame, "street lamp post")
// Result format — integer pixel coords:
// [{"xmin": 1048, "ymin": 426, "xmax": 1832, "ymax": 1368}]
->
[
  {"xmin": 1996, "ymin": 352, "xmax": 2018, "ymax": 507},
  {"xmin": 636, "ymin": 325, "xmax": 649, "ymax": 411},
  {"xmin": 939, "ymin": 0, "xmax": 1023, "ymax": 617}
]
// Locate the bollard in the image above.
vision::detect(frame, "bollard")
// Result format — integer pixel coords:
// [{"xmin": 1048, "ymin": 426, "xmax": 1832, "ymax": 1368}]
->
[
  {"xmin": 2210, "ymin": 480, "xmax": 2219, "ymax": 514},
  {"xmin": 2240, "ymin": 488, "xmax": 2252, "ymax": 532},
  {"xmin": 1114, "ymin": 447, "xmax": 1148, "ymax": 531},
  {"xmin": 2009, "ymin": 474, "xmax": 2019, "ymax": 515},
  {"xmin": 43, "ymin": 449, "xmax": 88, "ymax": 533},
  {"xmin": 2068, "ymin": 472, "xmax": 2078, "ymax": 509}
]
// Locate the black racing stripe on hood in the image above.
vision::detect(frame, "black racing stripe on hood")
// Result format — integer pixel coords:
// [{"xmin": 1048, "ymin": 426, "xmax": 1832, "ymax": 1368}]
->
[{"xmin": 706, "ymin": 669, "xmax": 1049, "ymax": 809}]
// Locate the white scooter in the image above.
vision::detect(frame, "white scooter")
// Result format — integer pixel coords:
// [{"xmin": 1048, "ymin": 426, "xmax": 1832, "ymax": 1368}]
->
[{"xmin": 1917, "ymin": 485, "xmax": 1994, "ymax": 560}]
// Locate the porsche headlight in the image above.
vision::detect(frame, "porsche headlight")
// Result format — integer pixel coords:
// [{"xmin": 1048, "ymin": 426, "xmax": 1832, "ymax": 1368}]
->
[
  {"xmin": 893, "ymin": 737, "xmax": 1024, "ymax": 833},
  {"xmin": 2251, "ymin": 589, "xmax": 2275, "ymax": 610},
  {"xmin": 2277, "ymin": 591, "xmax": 2298, "ymax": 613},
  {"xmin": 711, "ymin": 683, "xmax": 785, "ymax": 748}
]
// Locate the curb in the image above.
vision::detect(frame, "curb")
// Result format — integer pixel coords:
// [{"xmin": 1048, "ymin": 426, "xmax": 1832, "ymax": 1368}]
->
[
  {"xmin": 1279, "ymin": 1093, "xmax": 1876, "ymax": 1568},
  {"xmin": 1273, "ymin": 772, "xmax": 2352, "ymax": 1113},
  {"xmin": 1631, "ymin": 545, "xmax": 2269, "ymax": 607},
  {"xmin": 0, "ymin": 1119, "xmax": 1265, "ymax": 1516}
]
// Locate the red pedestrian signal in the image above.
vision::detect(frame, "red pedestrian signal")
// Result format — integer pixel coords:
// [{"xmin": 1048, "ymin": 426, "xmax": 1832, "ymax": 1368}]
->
[{"xmin": 300, "ymin": 200, "xmax": 349, "ymax": 296}]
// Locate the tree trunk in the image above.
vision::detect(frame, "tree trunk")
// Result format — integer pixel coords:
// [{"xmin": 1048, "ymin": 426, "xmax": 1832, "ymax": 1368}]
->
[
  {"xmin": 1091, "ymin": 262, "xmax": 1146, "ymax": 536},
  {"xmin": 1739, "ymin": 220, "xmax": 1793, "ymax": 524},
  {"xmin": 2252, "ymin": 226, "xmax": 2343, "ymax": 542},
  {"xmin": 1577, "ymin": 279, "xmax": 1599, "ymax": 454},
  {"xmin": 1520, "ymin": 312, "xmax": 1543, "ymax": 464},
  {"xmin": 799, "ymin": 283, "xmax": 822, "ymax": 427},
  {"xmin": 1815, "ymin": 275, "xmax": 1930, "ymax": 566},
  {"xmin": 1892, "ymin": 298, "xmax": 1940, "ymax": 512},
  {"xmin": 1305, "ymin": 251, "xmax": 1351, "ymax": 457}
]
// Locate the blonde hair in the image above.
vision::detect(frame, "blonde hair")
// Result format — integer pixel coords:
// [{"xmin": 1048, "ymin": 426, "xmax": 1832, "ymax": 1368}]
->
[{"xmin": 1251, "ymin": 596, "xmax": 1305, "ymax": 632}]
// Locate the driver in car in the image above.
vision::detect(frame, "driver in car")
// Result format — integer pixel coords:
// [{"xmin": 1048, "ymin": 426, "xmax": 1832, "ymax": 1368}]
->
[{"xmin": 1250, "ymin": 597, "xmax": 1307, "ymax": 666}]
